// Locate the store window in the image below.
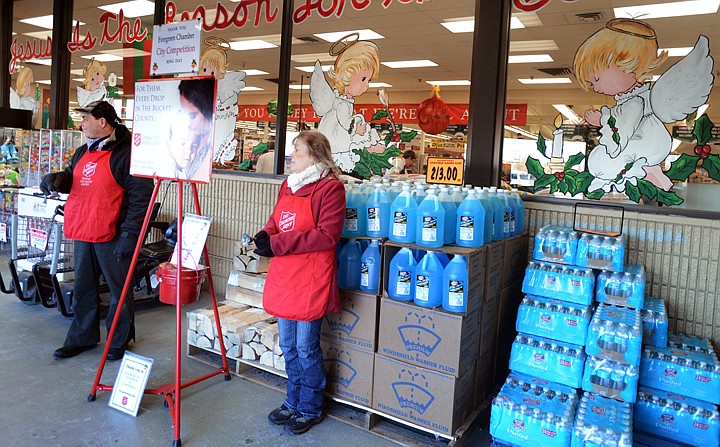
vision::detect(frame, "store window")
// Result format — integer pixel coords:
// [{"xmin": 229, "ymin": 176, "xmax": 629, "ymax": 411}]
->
[
  {"xmin": 504, "ymin": 0, "xmax": 720, "ymax": 212},
  {"xmin": 288, "ymin": 0, "xmax": 474, "ymax": 178}
]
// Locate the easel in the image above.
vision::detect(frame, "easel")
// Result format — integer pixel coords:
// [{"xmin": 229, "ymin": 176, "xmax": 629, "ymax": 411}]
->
[{"xmin": 88, "ymin": 179, "xmax": 231, "ymax": 447}]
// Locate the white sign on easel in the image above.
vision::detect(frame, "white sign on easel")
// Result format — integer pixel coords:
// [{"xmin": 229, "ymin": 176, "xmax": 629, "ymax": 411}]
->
[
  {"xmin": 170, "ymin": 214, "xmax": 212, "ymax": 269},
  {"xmin": 150, "ymin": 20, "xmax": 202, "ymax": 76},
  {"xmin": 108, "ymin": 352, "xmax": 154, "ymax": 417}
]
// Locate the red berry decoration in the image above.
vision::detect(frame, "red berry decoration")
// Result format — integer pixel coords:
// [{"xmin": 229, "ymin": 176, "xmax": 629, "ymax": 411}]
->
[
  {"xmin": 417, "ymin": 87, "xmax": 450, "ymax": 135},
  {"xmin": 694, "ymin": 145, "xmax": 703, "ymax": 156},
  {"xmin": 399, "ymin": 143, "xmax": 406, "ymax": 150},
  {"xmin": 554, "ymin": 172, "xmax": 565, "ymax": 181},
  {"xmin": 391, "ymin": 132, "xmax": 401, "ymax": 142}
]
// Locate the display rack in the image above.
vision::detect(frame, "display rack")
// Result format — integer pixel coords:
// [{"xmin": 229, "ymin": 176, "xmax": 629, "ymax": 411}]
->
[{"xmin": 18, "ymin": 129, "xmax": 83, "ymax": 187}]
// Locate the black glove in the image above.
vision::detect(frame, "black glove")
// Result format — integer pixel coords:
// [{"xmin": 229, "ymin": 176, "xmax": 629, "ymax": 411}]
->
[
  {"xmin": 113, "ymin": 232, "xmax": 138, "ymax": 262},
  {"xmin": 40, "ymin": 173, "xmax": 58, "ymax": 196},
  {"xmin": 253, "ymin": 230, "xmax": 274, "ymax": 258}
]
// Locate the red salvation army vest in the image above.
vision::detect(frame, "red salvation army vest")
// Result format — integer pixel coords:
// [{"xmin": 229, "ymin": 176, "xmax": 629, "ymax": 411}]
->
[
  {"xmin": 64, "ymin": 149, "xmax": 124, "ymax": 243},
  {"xmin": 263, "ymin": 180, "xmax": 336, "ymax": 321}
]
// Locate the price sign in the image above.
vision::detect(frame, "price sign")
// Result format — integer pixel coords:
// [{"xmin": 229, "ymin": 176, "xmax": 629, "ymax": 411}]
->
[{"xmin": 425, "ymin": 157, "xmax": 464, "ymax": 185}]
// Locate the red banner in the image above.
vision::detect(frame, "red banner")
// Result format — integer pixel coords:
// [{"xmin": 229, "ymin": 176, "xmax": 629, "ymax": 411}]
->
[{"xmin": 238, "ymin": 103, "xmax": 527, "ymax": 126}]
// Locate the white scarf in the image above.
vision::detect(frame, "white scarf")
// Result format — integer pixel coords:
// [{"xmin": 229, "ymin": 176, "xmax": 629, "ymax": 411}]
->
[{"xmin": 287, "ymin": 163, "xmax": 328, "ymax": 193}]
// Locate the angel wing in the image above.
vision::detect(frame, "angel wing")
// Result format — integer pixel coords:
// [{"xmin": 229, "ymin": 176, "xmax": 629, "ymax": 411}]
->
[
  {"xmin": 651, "ymin": 35, "xmax": 714, "ymax": 123},
  {"xmin": 309, "ymin": 60, "xmax": 334, "ymax": 116},
  {"xmin": 76, "ymin": 86, "xmax": 91, "ymax": 107},
  {"xmin": 217, "ymin": 70, "xmax": 246, "ymax": 104},
  {"xmin": 9, "ymin": 88, "xmax": 20, "ymax": 109}
]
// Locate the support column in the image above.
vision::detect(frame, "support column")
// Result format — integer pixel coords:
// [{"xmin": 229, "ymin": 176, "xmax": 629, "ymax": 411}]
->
[
  {"xmin": 0, "ymin": 0, "xmax": 13, "ymax": 108},
  {"xmin": 154, "ymin": 0, "xmax": 166, "ymax": 25},
  {"xmin": 465, "ymin": 0, "xmax": 512, "ymax": 187},
  {"xmin": 49, "ymin": 0, "xmax": 73, "ymax": 129},
  {"xmin": 272, "ymin": 0, "xmax": 294, "ymax": 176}
]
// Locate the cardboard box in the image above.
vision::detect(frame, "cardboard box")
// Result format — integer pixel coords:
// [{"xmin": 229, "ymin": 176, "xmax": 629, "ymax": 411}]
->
[
  {"xmin": 474, "ymin": 352, "xmax": 495, "ymax": 409},
  {"xmin": 484, "ymin": 240, "xmax": 505, "ymax": 302},
  {"xmin": 373, "ymin": 354, "xmax": 475, "ymax": 436},
  {"xmin": 479, "ymin": 297, "xmax": 501, "ymax": 359},
  {"xmin": 322, "ymin": 340, "xmax": 374, "ymax": 407},
  {"xmin": 377, "ymin": 297, "xmax": 478, "ymax": 377},
  {"xmin": 493, "ymin": 281, "xmax": 524, "ymax": 386},
  {"xmin": 321, "ymin": 290, "xmax": 379, "ymax": 351},
  {"xmin": 382, "ymin": 241, "xmax": 487, "ymax": 313},
  {"xmin": 502, "ymin": 233, "xmax": 529, "ymax": 288}
]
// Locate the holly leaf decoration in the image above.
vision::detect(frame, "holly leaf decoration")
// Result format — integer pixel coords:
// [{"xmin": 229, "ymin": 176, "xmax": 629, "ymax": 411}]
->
[
  {"xmin": 558, "ymin": 180, "xmax": 569, "ymax": 194},
  {"xmin": 549, "ymin": 178, "xmax": 560, "ymax": 194},
  {"xmin": 526, "ymin": 157, "xmax": 545, "ymax": 180},
  {"xmin": 625, "ymin": 182, "xmax": 642, "ymax": 203},
  {"xmin": 692, "ymin": 114, "xmax": 714, "ymax": 146},
  {"xmin": 574, "ymin": 171, "xmax": 594, "ymax": 194},
  {"xmin": 533, "ymin": 173, "xmax": 555, "ymax": 190},
  {"xmin": 238, "ymin": 159, "xmax": 251, "ymax": 170},
  {"xmin": 702, "ymin": 153, "xmax": 720, "ymax": 182},
  {"xmin": 637, "ymin": 179, "xmax": 658, "ymax": 201},
  {"xmin": 563, "ymin": 173, "xmax": 578, "ymax": 193},
  {"xmin": 586, "ymin": 189, "xmax": 605, "ymax": 200},
  {"xmin": 400, "ymin": 130, "xmax": 417, "ymax": 142},
  {"xmin": 251, "ymin": 142, "xmax": 269, "ymax": 155},
  {"xmin": 657, "ymin": 189, "xmax": 684, "ymax": 206},
  {"xmin": 536, "ymin": 134, "xmax": 548, "ymax": 158},
  {"xmin": 564, "ymin": 153, "xmax": 585, "ymax": 170},
  {"xmin": 372, "ymin": 110, "xmax": 389, "ymax": 121},
  {"xmin": 665, "ymin": 153, "xmax": 699, "ymax": 181}
]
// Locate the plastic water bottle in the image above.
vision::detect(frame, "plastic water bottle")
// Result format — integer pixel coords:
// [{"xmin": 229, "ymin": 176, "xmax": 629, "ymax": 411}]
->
[
  {"xmin": 389, "ymin": 184, "xmax": 417, "ymax": 243},
  {"xmin": 461, "ymin": 186, "xmax": 471, "ymax": 198},
  {"xmin": 414, "ymin": 251, "xmax": 444, "ymax": 308},
  {"xmin": 342, "ymin": 182, "xmax": 367, "ymax": 237},
  {"xmin": 601, "ymin": 236, "xmax": 614, "ymax": 263},
  {"xmin": 359, "ymin": 239, "xmax": 381, "ymax": 293},
  {"xmin": 510, "ymin": 189, "xmax": 525, "ymax": 234},
  {"xmin": 337, "ymin": 238, "xmax": 361, "ymax": 290},
  {"xmin": 556, "ymin": 230, "xmax": 568, "ymax": 257},
  {"xmin": 366, "ymin": 183, "xmax": 390, "ymax": 238},
  {"xmin": 438, "ymin": 186, "xmax": 457, "ymax": 245},
  {"xmin": 487, "ymin": 187, "xmax": 505, "ymax": 241},
  {"xmin": 384, "ymin": 179, "xmax": 399, "ymax": 202},
  {"xmin": 416, "ymin": 189, "xmax": 445, "ymax": 248},
  {"xmin": 443, "ymin": 255, "xmax": 468, "ymax": 312},
  {"xmin": 359, "ymin": 179, "xmax": 371, "ymax": 197},
  {"xmin": 476, "ymin": 189, "xmax": 494, "ymax": 244},
  {"xmin": 387, "ymin": 247, "xmax": 416, "ymax": 301},
  {"xmin": 435, "ymin": 251, "xmax": 450, "ymax": 267},
  {"xmin": 413, "ymin": 184, "xmax": 427, "ymax": 205},
  {"xmin": 450, "ymin": 185, "xmax": 464, "ymax": 206},
  {"xmin": 456, "ymin": 189, "xmax": 485, "ymax": 247},
  {"xmin": 499, "ymin": 190, "xmax": 517, "ymax": 237}
]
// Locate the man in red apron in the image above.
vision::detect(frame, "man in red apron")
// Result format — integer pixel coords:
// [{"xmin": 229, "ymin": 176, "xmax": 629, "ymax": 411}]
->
[
  {"xmin": 40, "ymin": 101, "xmax": 153, "ymax": 361},
  {"xmin": 255, "ymin": 131, "xmax": 345, "ymax": 434}
]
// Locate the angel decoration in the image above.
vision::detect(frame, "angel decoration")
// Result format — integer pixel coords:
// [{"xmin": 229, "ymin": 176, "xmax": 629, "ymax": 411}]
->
[
  {"xmin": 198, "ymin": 37, "xmax": 246, "ymax": 165},
  {"xmin": 310, "ymin": 33, "xmax": 386, "ymax": 174},
  {"xmin": 77, "ymin": 58, "xmax": 108, "ymax": 107},
  {"xmin": 9, "ymin": 66, "xmax": 40, "ymax": 125}
]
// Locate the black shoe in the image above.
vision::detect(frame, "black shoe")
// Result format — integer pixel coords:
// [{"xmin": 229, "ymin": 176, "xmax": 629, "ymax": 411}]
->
[
  {"xmin": 286, "ymin": 414, "xmax": 324, "ymax": 434},
  {"xmin": 268, "ymin": 404, "xmax": 296, "ymax": 425},
  {"xmin": 53, "ymin": 344, "xmax": 97, "ymax": 359},
  {"xmin": 106, "ymin": 347, "xmax": 126, "ymax": 361}
]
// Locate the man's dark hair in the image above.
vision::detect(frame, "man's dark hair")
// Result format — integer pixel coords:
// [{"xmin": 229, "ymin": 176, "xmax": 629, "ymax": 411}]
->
[
  {"xmin": 179, "ymin": 78, "xmax": 215, "ymax": 121},
  {"xmin": 74, "ymin": 100, "xmax": 122, "ymax": 127},
  {"xmin": 403, "ymin": 150, "xmax": 417, "ymax": 160}
]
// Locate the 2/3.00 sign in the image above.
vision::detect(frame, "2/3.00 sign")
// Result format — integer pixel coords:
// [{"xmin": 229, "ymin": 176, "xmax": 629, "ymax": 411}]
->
[{"xmin": 425, "ymin": 157, "xmax": 464, "ymax": 185}]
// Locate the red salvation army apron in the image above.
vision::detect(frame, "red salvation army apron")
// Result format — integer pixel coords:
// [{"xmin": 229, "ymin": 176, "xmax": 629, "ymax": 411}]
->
[
  {"xmin": 263, "ymin": 181, "xmax": 335, "ymax": 321},
  {"xmin": 64, "ymin": 150, "xmax": 124, "ymax": 242}
]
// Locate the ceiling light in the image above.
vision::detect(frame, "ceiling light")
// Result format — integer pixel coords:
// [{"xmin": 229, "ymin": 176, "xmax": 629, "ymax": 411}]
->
[
  {"xmin": 509, "ymin": 54, "xmax": 554, "ymax": 63},
  {"xmin": 518, "ymin": 78, "xmax": 572, "ymax": 84},
  {"xmin": 553, "ymin": 104, "xmax": 583, "ymax": 124},
  {"xmin": 71, "ymin": 69, "xmax": 86, "ymax": 75},
  {"xmin": 228, "ymin": 40, "xmax": 277, "ymax": 51},
  {"xmin": 20, "ymin": 15, "xmax": 84, "ymax": 29},
  {"xmin": 37, "ymin": 80, "xmax": 51, "ymax": 85},
  {"xmin": 22, "ymin": 30, "xmax": 53, "ymax": 40},
  {"xmin": 72, "ymin": 78, "xmax": 86, "ymax": 82},
  {"xmin": 289, "ymin": 85, "xmax": 310, "ymax": 90},
  {"xmin": 241, "ymin": 86, "xmax": 264, "ymax": 91},
  {"xmin": 313, "ymin": 29, "xmax": 384, "ymax": 42},
  {"xmin": 505, "ymin": 125, "xmax": 538, "ymax": 139},
  {"xmin": 510, "ymin": 40, "xmax": 559, "ymax": 52},
  {"xmin": 98, "ymin": 1, "xmax": 156, "ymax": 18},
  {"xmin": 382, "ymin": 60, "xmax": 438, "ymax": 69},
  {"xmin": 100, "ymin": 48, "xmax": 151, "ymax": 58},
  {"xmin": 426, "ymin": 80, "xmax": 471, "ymax": 86},
  {"xmin": 291, "ymin": 53, "xmax": 336, "ymax": 64},
  {"xmin": 81, "ymin": 54, "xmax": 124, "ymax": 62},
  {"xmin": 369, "ymin": 82, "xmax": 392, "ymax": 88},
  {"xmin": 243, "ymin": 69, "xmax": 269, "ymax": 76},
  {"xmin": 441, "ymin": 16, "xmax": 525, "ymax": 33},
  {"xmin": 660, "ymin": 47, "xmax": 693, "ymax": 57},
  {"xmin": 615, "ymin": 0, "xmax": 720, "ymax": 19},
  {"xmin": 295, "ymin": 65, "xmax": 331, "ymax": 73},
  {"xmin": 25, "ymin": 58, "xmax": 53, "ymax": 66}
]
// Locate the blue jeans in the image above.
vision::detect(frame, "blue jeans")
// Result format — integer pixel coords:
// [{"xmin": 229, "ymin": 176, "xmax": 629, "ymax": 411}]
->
[{"xmin": 278, "ymin": 317, "xmax": 325, "ymax": 418}]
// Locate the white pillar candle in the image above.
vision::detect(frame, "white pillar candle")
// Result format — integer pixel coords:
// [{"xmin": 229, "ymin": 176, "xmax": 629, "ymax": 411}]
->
[{"xmin": 552, "ymin": 128, "xmax": 563, "ymax": 158}]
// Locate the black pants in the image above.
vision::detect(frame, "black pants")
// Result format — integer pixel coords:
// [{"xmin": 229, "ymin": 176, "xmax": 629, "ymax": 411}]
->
[{"xmin": 64, "ymin": 238, "xmax": 133, "ymax": 349}]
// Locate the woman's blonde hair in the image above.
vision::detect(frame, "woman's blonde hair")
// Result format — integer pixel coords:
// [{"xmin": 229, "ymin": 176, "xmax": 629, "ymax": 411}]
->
[
  {"xmin": 83, "ymin": 59, "xmax": 107, "ymax": 89},
  {"xmin": 328, "ymin": 41, "xmax": 380, "ymax": 94},
  {"xmin": 15, "ymin": 67, "xmax": 33, "ymax": 97},
  {"xmin": 199, "ymin": 47, "xmax": 228, "ymax": 79},
  {"xmin": 294, "ymin": 130, "xmax": 341, "ymax": 176},
  {"xmin": 573, "ymin": 19, "xmax": 667, "ymax": 91}
]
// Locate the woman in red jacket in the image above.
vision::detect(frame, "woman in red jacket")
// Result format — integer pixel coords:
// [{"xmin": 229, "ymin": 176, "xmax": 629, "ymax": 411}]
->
[{"xmin": 254, "ymin": 130, "xmax": 346, "ymax": 434}]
